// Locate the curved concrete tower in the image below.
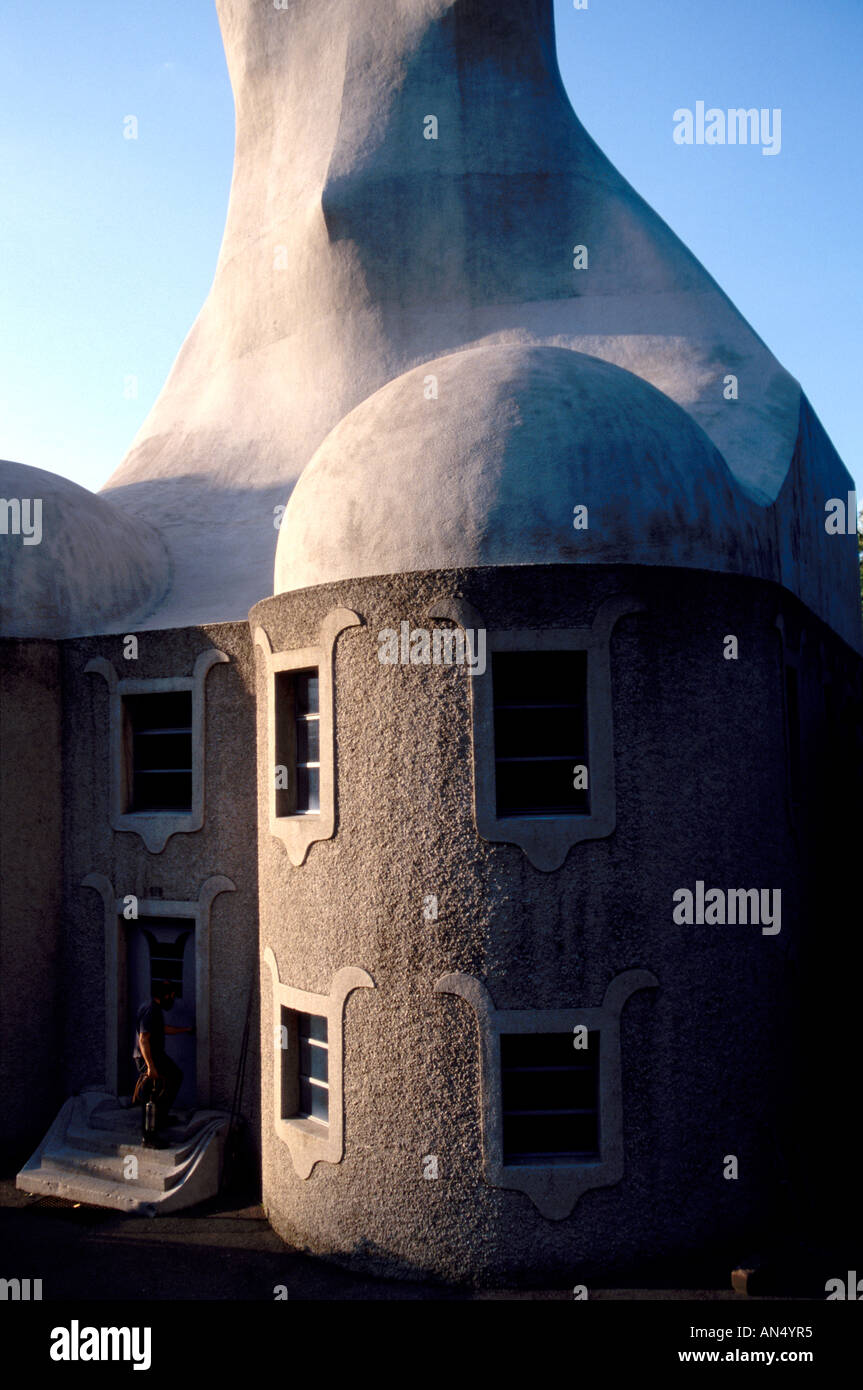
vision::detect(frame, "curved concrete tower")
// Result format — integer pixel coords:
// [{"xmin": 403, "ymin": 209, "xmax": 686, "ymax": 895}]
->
[
  {"xmin": 101, "ymin": 0, "xmax": 856, "ymax": 645},
  {"xmin": 234, "ymin": 1, "xmax": 860, "ymax": 1289}
]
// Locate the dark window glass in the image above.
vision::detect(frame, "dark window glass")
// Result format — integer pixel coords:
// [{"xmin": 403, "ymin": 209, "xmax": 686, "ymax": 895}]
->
[
  {"xmin": 274, "ymin": 669, "xmax": 320, "ymax": 816},
  {"xmin": 296, "ymin": 1012, "xmax": 328, "ymax": 1124},
  {"xmin": 138, "ymin": 918, "xmax": 191, "ymax": 1001},
  {"xmin": 124, "ymin": 692, "xmax": 193, "ymax": 813},
  {"xmin": 501, "ymin": 1030, "xmax": 599, "ymax": 1165},
  {"xmin": 492, "ymin": 652, "xmax": 589, "ymax": 817},
  {"xmin": 298, "ymin": 1013, "xmax": 328, "ymax": 1044}
]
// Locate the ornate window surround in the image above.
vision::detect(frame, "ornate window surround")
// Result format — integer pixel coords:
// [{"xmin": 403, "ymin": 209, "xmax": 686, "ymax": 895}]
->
[
  {"xmin": 428, "ymin": 594, "xmax": 643, "ymax": 871},
  {"xmin": 84, "ymin": 649, "xmax": 229, "ymax": 854},
  {"xmin": 263, "ymin": 946, "xmax": 374, "ymax": 1178},
  {"xmin": 253, "ymin": 607, "xmax": 362, "ymax": 867},
  {"xmin": 434, "ymin": 968, "xmax": 658, "ymax": 1220},
  {"xmin": 81, "ymin": 873, "xmax": 236, "ymax": 1107}
]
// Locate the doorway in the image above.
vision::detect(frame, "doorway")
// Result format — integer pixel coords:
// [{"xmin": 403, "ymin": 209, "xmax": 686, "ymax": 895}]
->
[{"xmin": 126, "ymin": 916, "xmax": 196, "ymax": 1108}]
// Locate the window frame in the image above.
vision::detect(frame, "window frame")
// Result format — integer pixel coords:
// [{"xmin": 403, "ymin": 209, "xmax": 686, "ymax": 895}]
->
[
  {"xmin": 428, "ymin": 595, "xmax": 642, "ymax": 871},
  {"xmin": 254, "ymin": 608, "xmax": 361, "ymax": 867},
  {"xmin": 122, "ymin": 688, "xmax": 194, "ymax": 815},
  {"xmin": 274, "ymin": 668, "xmax": 321, "ymax": 817},
  {"xmin": 435, "ymin": 969, "xmax": 657, "ymax": 1219},
  {"xmin": 85, "ymin": 650, "xmax": 229, "ymax": 854},
  {"xmin": 500, "ymin": 1027, "xmax": 600, "ymax": 1166},
  {"xmin": 491, "ymin": 648, "xmax": 590, "ymax": 819},
  {"xmin": 264, "ymin": 948, "xmax": 374, "ymax": 1177}
]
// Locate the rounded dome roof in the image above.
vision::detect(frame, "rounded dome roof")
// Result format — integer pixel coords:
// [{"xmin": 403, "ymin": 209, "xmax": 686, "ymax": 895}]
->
[
  {"xmin": 0, "ymin": 460, "xmax": 169, "ymax": 638},
  {"xmin": 275, "ymin": 345, "xmax": 769, "ymax": 593}
]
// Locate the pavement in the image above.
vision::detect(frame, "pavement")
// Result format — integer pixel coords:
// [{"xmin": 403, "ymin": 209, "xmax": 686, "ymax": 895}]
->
[{"xmin": 0, "ymin": 1177, "xmax": 820, "ymax": 1302}]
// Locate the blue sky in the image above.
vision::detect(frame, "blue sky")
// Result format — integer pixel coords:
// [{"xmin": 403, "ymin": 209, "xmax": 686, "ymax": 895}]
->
[{"xmin": 1, "ymin": 0, "xmax": 860, "ymax": 495}]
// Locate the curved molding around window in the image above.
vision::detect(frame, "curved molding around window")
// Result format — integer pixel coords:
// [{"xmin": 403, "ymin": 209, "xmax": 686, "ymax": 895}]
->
[
  {"xmin": 263, "ymin": 946, "xmax": 375, "ymax": 1178},
  {"xmin": 84, "ymin": 649, "xmax": 229, "ymax": 853},
  {"xmin": 429, "ymin": 594, "xmax": 644, "ymax": 871},
  {"xmin": 253, "ymin": 607, "xmax": 362, "ymax": 867},
  {"xmin": 434, "ymin": 967, "xmax": 658, "ymax": 1220},
  {"xmin": 82, "ymin": 872, "xmax": 235, "ymax": 1107}
]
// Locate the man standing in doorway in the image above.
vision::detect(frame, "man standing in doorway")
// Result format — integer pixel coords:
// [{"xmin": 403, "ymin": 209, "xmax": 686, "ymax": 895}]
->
[{"xmin": 133, "ymin": 980, "xmax": 194, "ymax": 1134}]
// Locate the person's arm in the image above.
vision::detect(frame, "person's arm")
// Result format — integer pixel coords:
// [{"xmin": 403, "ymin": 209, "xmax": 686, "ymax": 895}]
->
[
  {"xmin": 139, "ymin": 1031, "xmax": 160, "ymax": 1079},
  {"xmin": 164, "ymin": 1024, "xmax": 194, "ymax": 1035}
]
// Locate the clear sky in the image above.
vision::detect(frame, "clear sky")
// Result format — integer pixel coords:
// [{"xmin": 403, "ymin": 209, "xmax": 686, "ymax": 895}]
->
[{"xmin": 1, "ymin": 0, "xmax": 860, "ymax": 495}]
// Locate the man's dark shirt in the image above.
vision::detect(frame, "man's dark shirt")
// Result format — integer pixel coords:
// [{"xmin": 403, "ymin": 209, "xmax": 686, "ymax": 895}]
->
[{"xmin": 133, "ymin": 1000, "xmax": 165, "ymax": 1061}]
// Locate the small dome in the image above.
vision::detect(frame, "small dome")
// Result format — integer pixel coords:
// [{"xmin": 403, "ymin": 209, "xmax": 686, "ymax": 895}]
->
[
  {"xmin": 0, "ymin": 460, "xmax": 169, "ymax": 638},
  {"xmin": 275, "ymin": 345, "xmax": 769, "ymax": 593}
]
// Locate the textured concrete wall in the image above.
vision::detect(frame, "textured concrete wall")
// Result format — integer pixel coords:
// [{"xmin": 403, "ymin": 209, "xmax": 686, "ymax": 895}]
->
[
  {"xmin": 252, "ymin": 565, "xmax": 858, "ymax": 1285},
  {"xmin": 59, "ymin": 622, "xmax": 260, "ymax": 1167},
  {"xmin": 0, "ymin": 640, "xmax": 63, "ymax": 1168}
]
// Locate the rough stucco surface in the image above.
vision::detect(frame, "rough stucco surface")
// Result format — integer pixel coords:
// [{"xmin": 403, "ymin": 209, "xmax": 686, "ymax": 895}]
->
[
  {"xmin": 0, "ymin": 641, "xmax": 63, "ymax": 1164},
  {"xmin": 251, "ymin": 564, "xmax": 856, "ymax": 1286},
  {"xmin": 93, "ymin": 0, "xmax": 856, "ymax": 646},
  {"xmin": 57, "ymin": 622, "xmax": 260, "ymax": 1160}
]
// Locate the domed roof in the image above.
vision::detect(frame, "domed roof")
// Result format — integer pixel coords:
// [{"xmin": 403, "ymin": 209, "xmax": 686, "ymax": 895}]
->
[
  {"xmin": 274, "ymin": 345, "xmax": 771, "ymax": 593},
  {"xmin": 0, "ymin": 460, "xmax": 169, "ymax": 638}
]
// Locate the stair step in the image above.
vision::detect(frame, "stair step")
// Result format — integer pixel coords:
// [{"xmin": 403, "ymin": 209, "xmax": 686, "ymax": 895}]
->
[
  {"xmin": 66, "ymin": 1123, "xmax": 199, "ymax": 1167},
  {"xmin": 20, "ymin": 1164, "xmax": 167, "ymax": 1215},
  {"xmin": 16, "ymin": 1092, "xmax": 232, "ymax": 1216},
  {"xmin": 38, "ymin": 1147, "xmax": 185, "ymax": 1193}
]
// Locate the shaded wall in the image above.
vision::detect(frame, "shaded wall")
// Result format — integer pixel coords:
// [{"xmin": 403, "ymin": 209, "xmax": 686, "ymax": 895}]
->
[
  {"xmin": 59, "ymin": 621, "xmax": 261, "ymax": 1174},
  {"xmin": 252, "ymin": 564, "xmax": 859, "ymax": 1285},
  {"xmin": 0, "ymin": 639, "xmax": 63, "ymax": 1168}
]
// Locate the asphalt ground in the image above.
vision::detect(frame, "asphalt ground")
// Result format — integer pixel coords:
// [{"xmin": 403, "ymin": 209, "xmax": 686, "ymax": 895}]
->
[{"xmin": 0, "ymin": 1177, "xmax": 831, "ymax": 1302}]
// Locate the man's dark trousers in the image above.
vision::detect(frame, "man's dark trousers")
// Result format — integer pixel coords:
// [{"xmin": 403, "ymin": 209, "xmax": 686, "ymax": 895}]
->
[{"xmin": 135, "ymin": 1054, "xmax": 183, "ymax": 1128}]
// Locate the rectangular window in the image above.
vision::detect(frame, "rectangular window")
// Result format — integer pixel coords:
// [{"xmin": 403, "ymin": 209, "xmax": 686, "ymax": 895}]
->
[
  {"xmin": 139, "ymin": 917, "xmax": 192, "ymax": 1000},
  {"xmin": 297, "ymin": 1012, "xmax": 329, "ymax": 1123},
  {"xmin": 279, "ymin": 1008, "xmax": 329, "ymax": 1124},
  {"xmin": 275, "ymin": 669, "xmax": 320, "ymax": 816},
  {"xmin": 500, "ymin": 1031, "xmax": 599, "ymax": 1165},
  {"xmin": 492, "ymin": 651, "xmax": 589, "ymax": 817},
  {"xmin": 123, "ymin": 692, "xmax": 193, "ymax": 813}
]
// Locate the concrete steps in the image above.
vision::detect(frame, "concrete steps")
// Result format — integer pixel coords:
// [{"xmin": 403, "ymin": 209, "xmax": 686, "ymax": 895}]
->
[{"xmin": 16, "ymin": 1091, "xmax": 231, "ymax": 1216}]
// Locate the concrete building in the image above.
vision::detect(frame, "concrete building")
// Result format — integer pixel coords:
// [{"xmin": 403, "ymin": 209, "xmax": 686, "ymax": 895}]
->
[{"xmin": 2, "ymin": 0, "xmax": 860, "ymax": 1283}]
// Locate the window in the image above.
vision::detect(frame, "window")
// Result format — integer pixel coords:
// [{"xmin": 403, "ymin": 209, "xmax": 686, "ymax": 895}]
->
[
  {"xmin": 280, "ymin": 1007, "xmax": 329, "ymax": 1127},
  {"xmin": 86, "ymin": 650, "xmax": 228, "ymax": 852},
  {"xmin": 255, "ymin": 611, "xmax": 361, "ymax": 866},
  {"xmin": 501, "ymin": 1031, "xmax": 599, "ymax": 1166},
  {"xmin": 492, "ymin": 651, "xmax": 588, "ymax": 817},
  {"xmin": 140, "ymin": 920, "xmax": 192, "ymax": 1000},
  {"xmin": 298, "ymin": 1012, "xmax": 328, "ymax": 1123},
  {"xmin": 123, "ymin": 692, "xmax": 193, "ymax": 812},
  {"xmin": 435, "ymin": 968, "xmax": 655, "ymax": 1217},
  {"xmin": 265, "ymin": 949, "xmax": 373, "ymax": 1177},
  {"xmin": 275, "ymin": 669, "xmax": 320, "ymax": 816}
]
